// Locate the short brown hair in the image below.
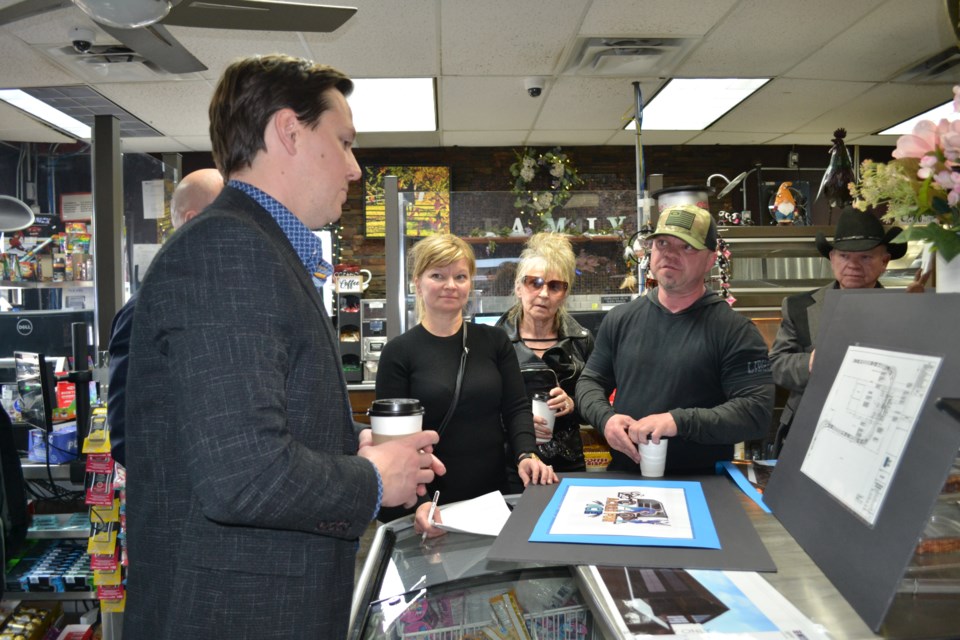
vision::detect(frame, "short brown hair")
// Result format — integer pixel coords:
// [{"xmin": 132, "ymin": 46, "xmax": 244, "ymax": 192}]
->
[{"xmin": 209, "ymin": 54, "xmax": 353, "ymax": 177}]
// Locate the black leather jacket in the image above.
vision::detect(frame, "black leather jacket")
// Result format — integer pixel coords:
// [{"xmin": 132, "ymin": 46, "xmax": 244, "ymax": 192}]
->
[{"xmin": 497, "ymin": 308, "xmax": 595, "ymax": 471}]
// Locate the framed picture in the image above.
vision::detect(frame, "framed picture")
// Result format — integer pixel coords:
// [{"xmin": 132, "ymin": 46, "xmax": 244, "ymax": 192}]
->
[{"xmin": 363, "ymin": 165, "xmax": 450, "ymax": 238}]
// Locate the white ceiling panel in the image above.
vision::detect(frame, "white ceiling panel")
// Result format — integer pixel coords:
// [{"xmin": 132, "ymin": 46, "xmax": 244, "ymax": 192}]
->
[
  {"xmin": 440, "ymin": 76, "xmax": 541, "ymax": 131},
  {"xmin": 357, "ymin": 131, "xmax": 441, "ymax": 148},
  {"xmin": 788, "ymin": 0, "xmax": 952, "ymax": 82},
  {"xmin": 579, "ymin": 0, "xmax": 737, "ymax": 36},
  {"xmin": 535, "ymin": 77, "xmax": 661, "ymax": 132},
  {"xmin": 121, "ymin": 136, "xmax": 192, "ymax": 153},
  {"xmin": 687, "ymin": 130, "xmax": 784, "ymax": 146},
  {"xmin": 442, "ymin": 130, "xmax": 530, "ymax": 147},
  {"xmin": 95, "ymin": 80, "xmax": 213, "ymax": 137},
  {"xmin": 439, "ymin": 0, "xmax": 589, "ymax": 76},
  {"xmin": 675, "ymin": 0, "xmax": 885, "ymax": 78},
  {"xmin": 0, "ymin": 25, "xmax": 77, "ymax": 87},
  {"xmin": 709, "ymin": 79, "xmax": 874, "ymax": 133},
  {"xmin": 799, "ymin": 83, "xmax": 956, "ymax": 135},
  {"xmin": 0, "ymin": 101, "xmax": 72, "ymax": 141},
  {"xmin": 301, "ymin": 0, "xmax": 439, "ymax": 77},
  {"xmin": 1, "ymin": 0, "xmax": 955, "ymax": 151}
]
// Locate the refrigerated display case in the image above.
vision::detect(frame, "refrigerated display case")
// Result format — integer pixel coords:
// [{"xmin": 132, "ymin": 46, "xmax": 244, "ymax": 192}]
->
[
  {"xmin": 349, "ymin": 493, "xmax": 884, "ymax": 640},
  {"xmin": 349, "ymin": 500, "xmax": 602, "ymax": 639}
]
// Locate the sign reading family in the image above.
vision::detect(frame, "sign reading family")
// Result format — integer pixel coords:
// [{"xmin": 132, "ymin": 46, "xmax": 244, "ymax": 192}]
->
[
  {"xmin": 508, "ymin": 214, "xmax": 627, "ymax": 236},
  {"xmin": 363, "ymin": 165, "xmax": 451, "ymax": 238}
]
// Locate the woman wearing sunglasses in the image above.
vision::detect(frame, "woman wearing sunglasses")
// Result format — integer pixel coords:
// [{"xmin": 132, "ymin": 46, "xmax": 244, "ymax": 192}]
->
[
  {"xmin": 496, "ymin": 233, "xmax": 595, "ymax": 483},
  {"xmin": 375, "ymin": 234, "xmax": 556, "ymax": 536}
]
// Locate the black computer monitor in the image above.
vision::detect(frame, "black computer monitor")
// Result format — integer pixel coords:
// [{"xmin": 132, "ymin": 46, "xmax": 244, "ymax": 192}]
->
[
  {"xmin": 471, "ymin": 312, "xmax": 503, "ymax": 327},
  {"xmin": 14, "ymin": 352, "xmax": 55, "ymax": 432},
  {"xmin": 0, "ymin": 309, "xmax": 95, "ymax": 360},
  {"xmin": 570, "ymin": 310, "xmax": 607, "ymax": 336}
]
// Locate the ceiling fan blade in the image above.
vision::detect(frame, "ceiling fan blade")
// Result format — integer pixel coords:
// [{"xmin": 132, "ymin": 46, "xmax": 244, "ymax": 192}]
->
[
  {"xmin": 163, "ymin": 0, "xmax": 356, "ymax": 32},
  {"xmin": 97, "ymin": 22, "xmax": 207, "ymax": 73},
  {"xmin": 0, "ymin": 0, "xmax": 72, "ymax": 27}
]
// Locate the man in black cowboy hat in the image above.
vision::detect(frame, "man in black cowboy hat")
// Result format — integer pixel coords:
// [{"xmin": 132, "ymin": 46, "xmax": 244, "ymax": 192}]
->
[{"xmin": 768, "ymin": 206, "xmax": 906, "ymax": 456}]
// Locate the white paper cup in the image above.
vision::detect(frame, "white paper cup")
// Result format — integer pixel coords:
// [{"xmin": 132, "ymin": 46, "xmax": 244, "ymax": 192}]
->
[
  {"xmin": 638, "ymin": 438, "xmax": 668, "ymax": 477},
  {"xmin": 368, "ymin": 398, "xmax": 424, "ymax": 445},
  {"xmin": 532, "ymin": 393, "xmax": 556, "ymax": 444}
]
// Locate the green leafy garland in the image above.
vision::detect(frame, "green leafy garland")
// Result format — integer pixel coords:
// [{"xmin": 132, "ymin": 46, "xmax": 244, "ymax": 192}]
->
[{"xmin": 509, "ymin": 147, "xmax": 581, "ymax": 223}]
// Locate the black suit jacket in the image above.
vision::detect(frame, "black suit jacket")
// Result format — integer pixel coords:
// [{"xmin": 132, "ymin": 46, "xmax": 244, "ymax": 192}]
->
[{"xmin": 122, "ymin": 187, "xmax": 378, "ymax": 639}]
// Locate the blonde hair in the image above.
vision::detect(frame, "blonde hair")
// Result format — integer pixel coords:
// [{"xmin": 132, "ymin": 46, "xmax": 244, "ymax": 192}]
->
[
  {"xmin": 514, "ymin": 232, "xmax": 576, "ymax": 290},
  {"xmin": 410, "ymin": 234, "xmax": 476, "ymax": 321},
  {"xmin": 507, "ymin": 232, "xmax": 576, "ymax": 329}
]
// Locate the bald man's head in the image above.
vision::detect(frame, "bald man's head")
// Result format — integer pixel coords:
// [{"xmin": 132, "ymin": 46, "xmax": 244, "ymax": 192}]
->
[{"xmin": 170, "ymin": 168, "xmax": 224, "ymax": 229}]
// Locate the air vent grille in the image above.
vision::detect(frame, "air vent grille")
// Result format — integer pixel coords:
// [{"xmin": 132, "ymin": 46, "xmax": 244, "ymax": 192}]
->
[
  {"xmin": 562, "ymin": 37, "xmax": 698, "ymax": 76},
  {"xmin": 895, "ymin": 46, "xmax": 960, "ymax": 83}
]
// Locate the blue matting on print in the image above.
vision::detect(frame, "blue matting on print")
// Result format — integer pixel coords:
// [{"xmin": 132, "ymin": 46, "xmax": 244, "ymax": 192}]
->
[{"xmin": 529, "ymin": 478, "xmax": 720, "ymax": 549}]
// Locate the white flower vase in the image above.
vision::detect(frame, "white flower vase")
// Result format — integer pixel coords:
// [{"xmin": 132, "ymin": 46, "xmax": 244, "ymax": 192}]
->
[{"xmin": 936, "ymin": 251, "xmax": 960, "ymax": 293}]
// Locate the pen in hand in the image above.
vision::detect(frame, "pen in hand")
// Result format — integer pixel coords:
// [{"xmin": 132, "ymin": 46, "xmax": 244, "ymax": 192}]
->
[{"xmin": 422, "ymin": 490, "xmax": 440, "ymax": 542}]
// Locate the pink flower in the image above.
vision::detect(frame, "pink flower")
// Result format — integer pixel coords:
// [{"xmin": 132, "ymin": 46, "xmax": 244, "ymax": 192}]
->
[
  {"xmin": 893, "ymin": 120, "xmax": 941, "ymax": 159},
  {"xmin": 953, "ymin": 85, "xmax": 960, "ymax": 113},
  {"xmin": 940, "ymin": 119, "xmax": 960, "ymax": 161},
  {"xmin": 934, "ymin": 169, "xmax": 957, "ymax": 190}
]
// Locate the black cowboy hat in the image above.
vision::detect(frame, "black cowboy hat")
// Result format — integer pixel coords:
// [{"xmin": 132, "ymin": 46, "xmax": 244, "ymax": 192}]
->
[{"xmin": 815, "ymin": 206, "xmax": 907, "ymax": 260}]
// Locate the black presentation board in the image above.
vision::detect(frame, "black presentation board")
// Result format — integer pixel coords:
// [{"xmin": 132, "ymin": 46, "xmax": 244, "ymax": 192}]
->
[
  {"xmin": 764, "ymin": 291, "xmax": 960, "ymax": 633},
  {"xmin": 488, "ymin": 473, "xmax": 776, "ymax": 572}
]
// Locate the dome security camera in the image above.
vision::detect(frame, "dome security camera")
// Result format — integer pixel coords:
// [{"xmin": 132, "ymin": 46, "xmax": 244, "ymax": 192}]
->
[
  {"xmin": 524, "ymin": 77, "xmax": 544, "ymax": 98},
  {"xmin": 69, "ymin": 26, "xmax": 96, "ymax": 54}
]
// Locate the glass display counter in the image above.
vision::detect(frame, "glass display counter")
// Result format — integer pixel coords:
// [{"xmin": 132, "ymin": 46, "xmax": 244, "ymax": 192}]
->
[
  {"xmin": 349, "ymin": 501, "xmax": 600, "ymax": 639},
  {"xmin": 350, "ymin": 493, "xmax": 884, "ymax": 640}
]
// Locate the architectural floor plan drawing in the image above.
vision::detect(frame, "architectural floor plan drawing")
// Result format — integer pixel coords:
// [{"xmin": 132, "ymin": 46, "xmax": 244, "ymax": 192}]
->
[{"xmin": 801, "ymin": 345, "xmax": 942, "ymax": 526}]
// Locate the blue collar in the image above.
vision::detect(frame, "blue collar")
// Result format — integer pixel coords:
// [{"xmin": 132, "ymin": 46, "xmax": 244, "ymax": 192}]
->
[{"xmin": 227, "ymin": 180, "xmax": 333, "ymax": 282}]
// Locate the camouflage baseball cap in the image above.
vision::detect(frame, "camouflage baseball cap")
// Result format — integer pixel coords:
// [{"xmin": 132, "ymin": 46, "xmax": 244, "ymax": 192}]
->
[{"xmin": 651, "ymin": 204, "xmax": 717, "ymax": 251}]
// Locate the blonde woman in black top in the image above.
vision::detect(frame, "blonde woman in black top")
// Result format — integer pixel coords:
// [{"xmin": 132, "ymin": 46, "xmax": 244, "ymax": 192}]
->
[{"xmin": 376, "ymin": 234, "xmax": 556, "ymax": 537}]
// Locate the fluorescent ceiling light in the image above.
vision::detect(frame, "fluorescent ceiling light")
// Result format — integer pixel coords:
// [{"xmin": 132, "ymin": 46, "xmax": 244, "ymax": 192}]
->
[
  {"xmin": 0, "ymin": 89, "xmax": 91, "ymax": 140},
  {"xmin": 880, "ymin": 99, "xmax": 958, "ymax": 135},
  {"xmin": 350, "ymin": 78, "xmax": 436, "ymax": 132},
  {"xmin": 626, "ymin": 78, "xmax": 769, "ymax": 131}
]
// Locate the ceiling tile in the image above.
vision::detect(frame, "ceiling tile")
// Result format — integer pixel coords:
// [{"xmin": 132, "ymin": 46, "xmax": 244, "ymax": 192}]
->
[{"xmin": 440, "ymin": 0, "xmax": 589, "ymax": 75}]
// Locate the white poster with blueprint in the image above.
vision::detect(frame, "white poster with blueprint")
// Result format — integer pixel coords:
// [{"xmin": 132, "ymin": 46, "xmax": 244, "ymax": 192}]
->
[{"xmin": 800, "ymin": 345, "xmax": 942, "ymax": 526}]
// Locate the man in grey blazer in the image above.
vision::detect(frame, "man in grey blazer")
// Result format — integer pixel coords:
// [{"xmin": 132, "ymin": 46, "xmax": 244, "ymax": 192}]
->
[
  {"xmin": 122, "ymin": 54, "xmax": 444, "ymax": 639},
  {"xmin": 769, "ymin": 207, "xmax": 905, "ymax": 456}
]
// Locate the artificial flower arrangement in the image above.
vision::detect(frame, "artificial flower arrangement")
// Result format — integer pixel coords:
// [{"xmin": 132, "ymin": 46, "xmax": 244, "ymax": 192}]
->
[
  {"xmin": 848, "ymin": 87, "xmax": 960, "ymax": 263},
  {"xmin": 509, "ymin": 147, "xmax": 581, "ymax": 224}
]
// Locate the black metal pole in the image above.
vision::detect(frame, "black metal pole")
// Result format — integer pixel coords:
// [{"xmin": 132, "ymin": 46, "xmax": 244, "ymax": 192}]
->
[{"xmin": 70, "ymin": 322, "xmax": 91, "ymax": 442}]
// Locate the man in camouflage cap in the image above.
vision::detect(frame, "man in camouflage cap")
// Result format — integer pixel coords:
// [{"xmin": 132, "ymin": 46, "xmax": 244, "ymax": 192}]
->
[{"xmin": 577, "ymin": 204, "xmax": 774, "ymax": 474}]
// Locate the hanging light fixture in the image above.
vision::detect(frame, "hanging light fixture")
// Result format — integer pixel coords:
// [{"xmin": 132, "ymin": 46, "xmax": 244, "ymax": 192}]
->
[{"xmin": 72, "ymin": 0, "xmax": 172, "ymax": 29}]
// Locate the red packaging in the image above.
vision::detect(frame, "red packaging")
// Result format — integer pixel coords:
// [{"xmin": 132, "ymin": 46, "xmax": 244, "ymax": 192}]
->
[{"xmin": 56, "ymin": 624, "xmax": 94, "ymax": 640}]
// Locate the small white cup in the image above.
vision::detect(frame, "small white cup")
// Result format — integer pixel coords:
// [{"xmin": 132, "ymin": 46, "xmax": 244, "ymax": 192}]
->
[
  {"xmin": 531, "ymin": 392, "xmax": 556, "ymax": 444},
  {"xmin": 638, "ymin": 438, "xmax": 668, "ymax": 477}
]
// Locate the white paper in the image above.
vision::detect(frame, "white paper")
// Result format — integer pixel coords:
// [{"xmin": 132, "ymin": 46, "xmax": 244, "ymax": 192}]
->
[
  {"xmin": 141, "ymin": 179, "xmax": 165, "ymax": 220},
  {"xmin": 434, "ymin": 490, "xmax": 511, "ymax": 537},
  {"xmin": 801, "ymin": 345, "xmax": 942, "ymax": 526},
  {"xmin": 549, "ymin": 485, "xmax": 693, "ymax": 540}
]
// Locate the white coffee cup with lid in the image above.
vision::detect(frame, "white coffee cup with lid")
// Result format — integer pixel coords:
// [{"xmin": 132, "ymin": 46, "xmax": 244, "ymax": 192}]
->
[{"xmin": 368, "ymin": 398, "xmax": 424, "ymax": 445}]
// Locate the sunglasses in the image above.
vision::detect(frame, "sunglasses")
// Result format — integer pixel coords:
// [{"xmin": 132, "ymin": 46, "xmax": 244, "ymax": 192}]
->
[{"xmin": 522, "ymin": 276, "xmax": 569, "ymax": 293}]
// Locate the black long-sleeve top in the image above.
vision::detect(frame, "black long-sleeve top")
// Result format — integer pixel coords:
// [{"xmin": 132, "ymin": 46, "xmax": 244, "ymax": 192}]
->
[{"xmin": 375, "ymin": 322, "xmax": 535, "ymax": 511}]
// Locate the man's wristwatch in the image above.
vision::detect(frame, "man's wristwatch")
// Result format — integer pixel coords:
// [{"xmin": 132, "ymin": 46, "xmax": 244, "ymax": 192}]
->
[{"xmin": 517, "ymin": 452, "xmax": 540, "ymax": 464}]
